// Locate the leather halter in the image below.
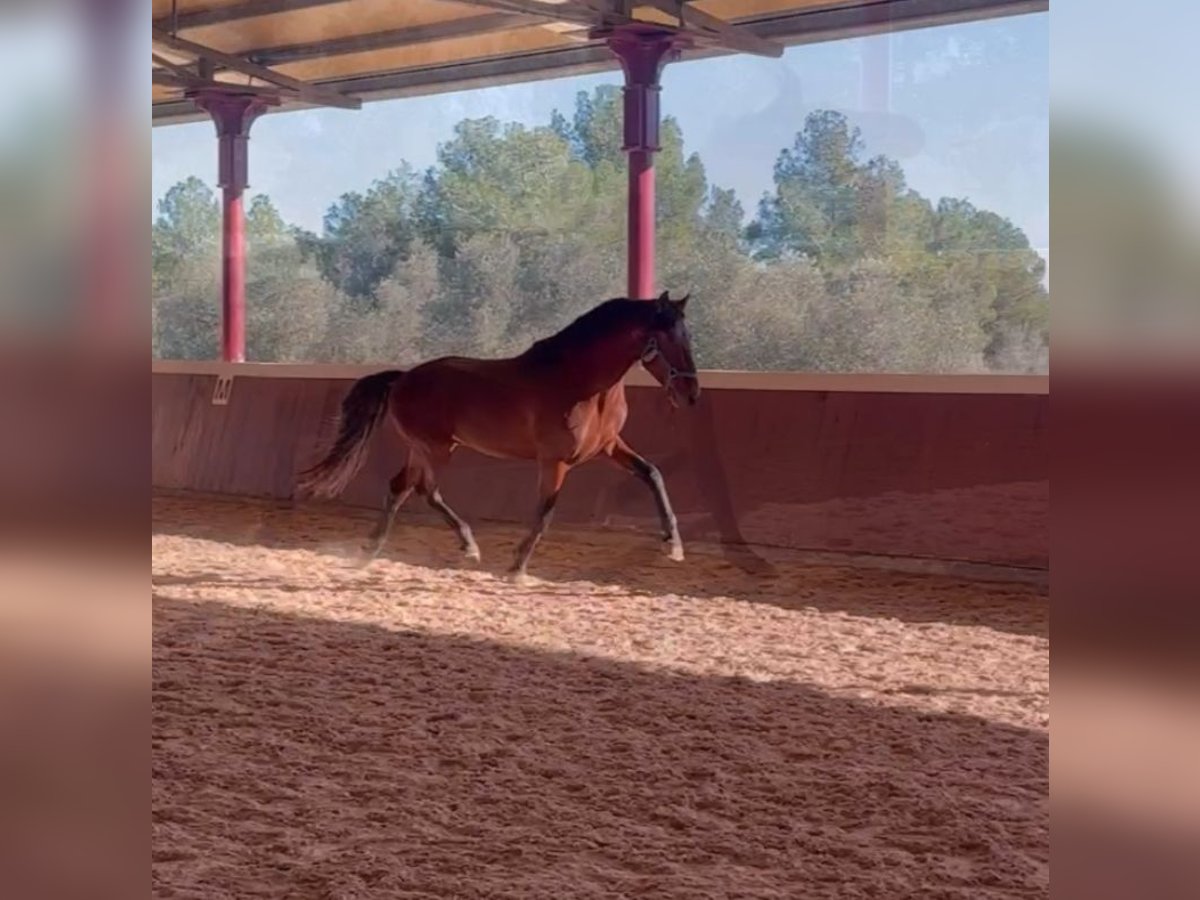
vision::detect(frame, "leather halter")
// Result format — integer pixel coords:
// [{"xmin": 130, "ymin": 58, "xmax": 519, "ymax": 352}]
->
[{"xmin": 641, "ymin": 337, "xmax": 699, "ymax": 400}]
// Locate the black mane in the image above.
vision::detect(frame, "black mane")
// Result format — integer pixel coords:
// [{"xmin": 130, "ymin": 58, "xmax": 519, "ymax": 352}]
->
[{"xmin": 521, "ymin": 298, "xmax": 653, "ymax": 362}]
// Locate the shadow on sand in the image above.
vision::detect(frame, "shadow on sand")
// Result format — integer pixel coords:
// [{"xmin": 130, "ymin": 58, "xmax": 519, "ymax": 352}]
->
[{"xmin": 153, "ymin": 594, "xmax": 1048, "ymax": 899}]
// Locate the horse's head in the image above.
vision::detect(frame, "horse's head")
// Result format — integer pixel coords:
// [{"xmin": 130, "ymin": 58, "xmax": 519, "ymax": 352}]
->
[{"xmin": 641, "ymin": 291, "xmax": 700, "ymax": 407}]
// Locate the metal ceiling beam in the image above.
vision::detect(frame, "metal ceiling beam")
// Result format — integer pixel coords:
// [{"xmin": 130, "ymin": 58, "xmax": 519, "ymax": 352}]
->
[
  {"xmin": 245, "ymin": 12, "xmax": 531, "ymax": 67},
  {"xmin": 455, "ymin": 0, "xmax": 785, "ymax": 57},
  {"xmin": 641, "ymin": 0, "xmax": 783, "ymax": 58},
  {"xmin": 318, "ymin": 40, "xmax": 621, "ymax": 101},
  {"xmin": 152, "ymin": 51, "xmax": 199, "ymax": 80},
  {"xmin": 152, "ymin": 0, "xmax": 349, "ymax": 31},
  {"xmin": 447, "ymin": 0, "xmax": 622, "ymax": 29},
  {"xmin": 152, "ymin": 70, "xmax": 197, "ymax": 88},
  {"xmin": 153, "ymin": 68, "xmax": 286, "ymax": 100},
  {"xmin": 742, "ymin": 0, "xmax": 1047, "ymax": 47},
  {"xmin": 152, "ymin": 26, "xmax": 362, "ymax": 109}
]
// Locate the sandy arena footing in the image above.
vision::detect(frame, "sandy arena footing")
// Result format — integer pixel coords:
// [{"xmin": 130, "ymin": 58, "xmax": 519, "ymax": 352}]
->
[{"xmin": 153, "ymin": 492, "xmax": 1048, "ymax": 899}]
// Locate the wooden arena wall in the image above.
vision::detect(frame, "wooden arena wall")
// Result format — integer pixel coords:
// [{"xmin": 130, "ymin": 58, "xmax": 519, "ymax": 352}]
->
[{"xmin": 152, "ymin": 365, "xmax": 1048, "ymax": 570}]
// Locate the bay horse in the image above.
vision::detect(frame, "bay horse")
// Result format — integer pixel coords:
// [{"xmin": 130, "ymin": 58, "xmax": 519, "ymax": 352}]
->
[{"xmin": 297, "ymin": 291, "xmax": 700, "ymax": 583}]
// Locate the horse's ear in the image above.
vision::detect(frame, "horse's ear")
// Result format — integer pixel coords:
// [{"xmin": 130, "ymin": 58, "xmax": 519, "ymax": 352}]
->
[{"xmin": 674, "ymin": 293, "xmax": 690, "ymax": 310}]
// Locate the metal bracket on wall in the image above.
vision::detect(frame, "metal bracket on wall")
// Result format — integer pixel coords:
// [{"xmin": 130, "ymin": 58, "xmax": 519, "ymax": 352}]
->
[{"xmin": 212, "ymin": 374, "xmax": 234, "ymax": 405}]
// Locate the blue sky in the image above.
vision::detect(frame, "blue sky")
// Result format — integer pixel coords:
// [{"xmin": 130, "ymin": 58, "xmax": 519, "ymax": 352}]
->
[{"xmin": 152, "ymin": 12, "xmax": 1049, "ymax": 255}]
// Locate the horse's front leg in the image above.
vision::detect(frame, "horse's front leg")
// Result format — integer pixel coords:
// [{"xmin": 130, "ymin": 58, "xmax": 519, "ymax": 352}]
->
[
  {"xmin": 509, "ymin": 459, "xmax": 569, "ymax": 585},
  {"xmin": 605, "ymin": 437, "xmax": 684, "ymax": 562}
]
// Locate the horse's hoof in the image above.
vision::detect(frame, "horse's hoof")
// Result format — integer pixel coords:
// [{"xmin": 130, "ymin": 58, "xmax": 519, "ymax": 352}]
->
[
  {"xmin": 507, "ymin": 570, "xmax": 532, "ymax": 587},
  {"xmin": 464, "ymin": 546, "xmax": 482, "ymax": 563},
  {"xmin": 667, "ymin": 543, "xmax": 685, "ymax": 562},
  {"xmin": 357, "ymin": 540, "xmax": 384, "ymax": 567}
]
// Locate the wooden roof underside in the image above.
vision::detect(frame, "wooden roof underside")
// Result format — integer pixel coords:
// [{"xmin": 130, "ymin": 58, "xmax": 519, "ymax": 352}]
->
[{"xmin": 152, "ymin": 0, "xmax": 1047, "ymax": 124}]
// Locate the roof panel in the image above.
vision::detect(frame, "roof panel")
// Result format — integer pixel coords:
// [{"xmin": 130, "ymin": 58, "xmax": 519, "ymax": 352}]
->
[
  {"xmin": 180, "ymin": 0, "xmax": 486, "ymax": 53},
  {"xmin": 273, "ymin": 25, "xmax": 576, "ymax": 83}
]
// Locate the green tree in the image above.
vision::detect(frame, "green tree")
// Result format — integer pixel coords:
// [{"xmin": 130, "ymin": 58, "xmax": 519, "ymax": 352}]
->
[
  {"xmin": 705, "ymin": 187, "xmax": 745, "ymax": 240},
  {"xmin": 570, "ymin": 86, "xmax": 623, "ymax": 168},
  {"xmin": 244, "ymin": 195, "xmax": 334, "ymax": 361},
  {"xmin": 434, "ymin": 117, "xmax": 595, "ymax": 243},
  {"xmin": 151, "ymin": 96, "xmax": 1047, "ymax": 375},
  {"xmin": 431, "ymin": 233, "xmax": 523, "ymax": 356},
  {"xmin": 152, "ymin": 176, "xmax": 220, "ymax": 359},
  {"xmin": 926, "ymin": 197, "xmax": 1048, "ymax": 366},
  {"xmin": 749, "ymin": 109, "xmax": 1048, "ymax": 371},
  {"xmin": 702, "ymin": 257, "xmax": 824, "ymax": 370},
  {"xmin": 152, "ymin": 176, "xmax": 220, "ymax": 270},
  {"xmin": 328, "ymin": 240, "xmax": 440, "ymax": 364},
  {"xmin": 306, "ymin": 165, "xmax": 422, "ymax": 302},
  {"xmin": 751, "ymin": 110, "xmax": 867, "ymax": 263}
]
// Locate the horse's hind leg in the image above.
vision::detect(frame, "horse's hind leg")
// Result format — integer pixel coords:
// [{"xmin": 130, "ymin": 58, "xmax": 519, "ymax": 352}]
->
[
  {"xmin": 606, "ymin": 437, "xmax": 684, "ymax": 562},
  {"xmin": 509, "ymin": 460, "xmax": 569, "ymax": 584},
  {"xmin": 365, "ymin": 466, "xmax": 417, "ymax": 560},
  {"xmin": 426, "ymin": 488, "xmax": 481, "ymax": 562},
  {"xmin": 407, "ymin": 443, "xmax": 479, "ymax": 562}
]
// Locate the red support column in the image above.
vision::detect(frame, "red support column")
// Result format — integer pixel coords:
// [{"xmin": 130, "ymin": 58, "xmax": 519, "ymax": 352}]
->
[
  {"xmin": 608, "ymin": 29, "xmax": 683, "ymax": 300},
  {"xmin": 190, "ymin": 91, "xmax": 276, "ymax": 362},
  {"xmin": 221, "ymin": 188, "xmax": 247, "ymax": 362}
]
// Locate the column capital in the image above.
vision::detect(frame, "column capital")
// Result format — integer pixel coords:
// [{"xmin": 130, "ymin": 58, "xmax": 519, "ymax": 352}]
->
[
  {"xmin": 606, "ymin": 27, "xmax": 686, "ymax": 155},
  {"xmin": 189, "ymin": 90, "xmax": 279, "ymax": 192},
  {"xmin": 190, "ymin": 90, "xmax": 275, "ymax": 137},
  {"xmin": 605, "ymin": 26, "xmax": 686, "ymax": 87}
]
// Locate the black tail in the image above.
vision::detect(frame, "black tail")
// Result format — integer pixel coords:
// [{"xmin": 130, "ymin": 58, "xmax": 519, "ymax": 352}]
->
[{"xmin": 296, "ymin": 369, "xmax": 403, "ymax": 499}]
